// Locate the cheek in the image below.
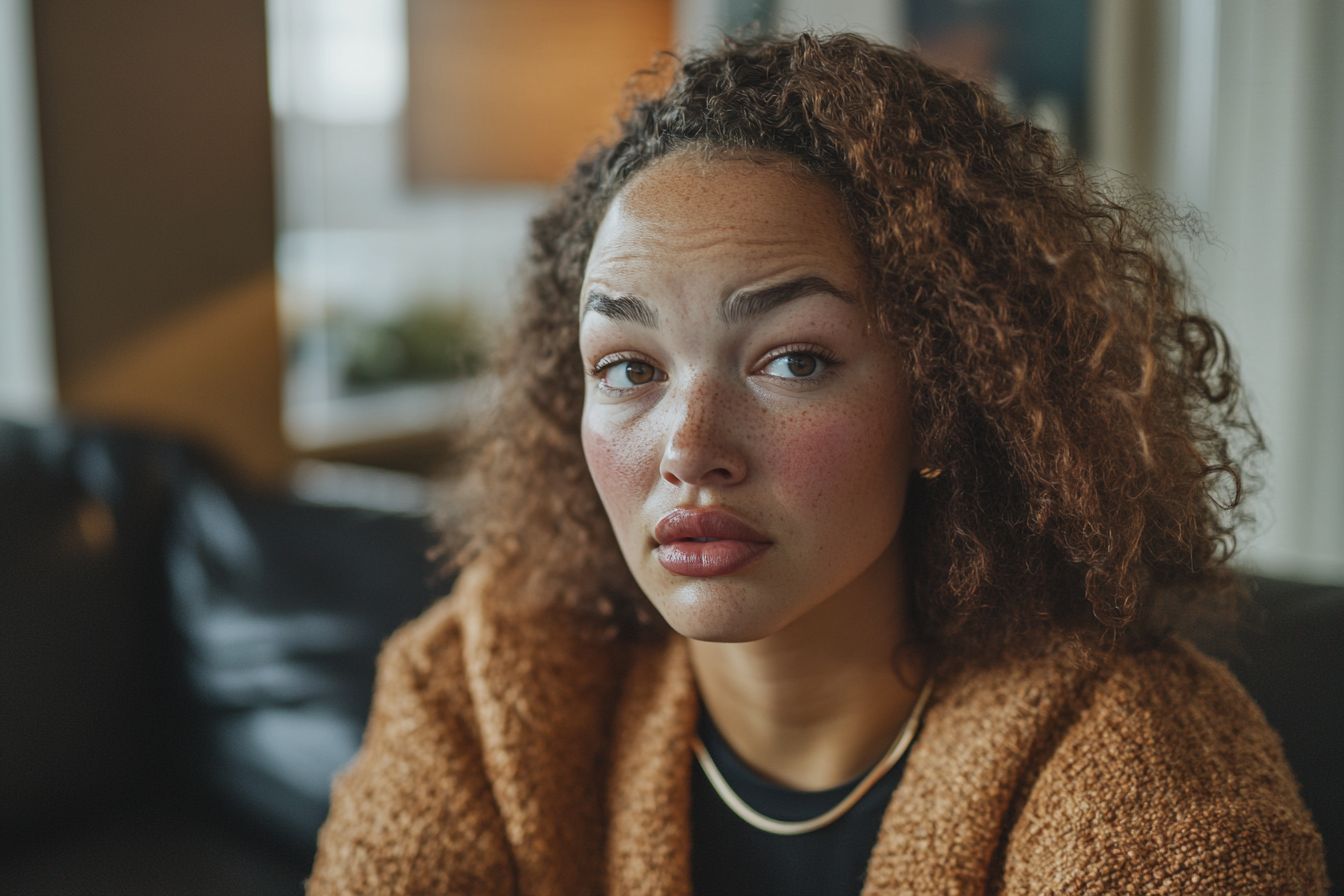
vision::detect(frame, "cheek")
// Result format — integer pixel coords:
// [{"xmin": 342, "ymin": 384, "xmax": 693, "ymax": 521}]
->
[
  {"xmin": 767, "ymin": 402, "xmax": 908, "ymax": 527},
  {"xmin": 581, "ymin": 410, "xmax": 659, "ymax": 536}
]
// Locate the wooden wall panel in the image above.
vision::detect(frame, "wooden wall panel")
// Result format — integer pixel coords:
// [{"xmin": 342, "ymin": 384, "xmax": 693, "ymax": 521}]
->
[
  {"xmin": 30, "ymin": 0, "xmax": 290, "ymax": 483},
  {"xmin": 405, "ymin": 0, "xmax": 673, "ymax": 184}
]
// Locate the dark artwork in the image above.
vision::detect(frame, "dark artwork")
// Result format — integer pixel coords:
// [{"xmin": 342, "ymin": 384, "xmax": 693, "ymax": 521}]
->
[{"xmin": 909, "ymin": 0, "xmax": 1091, "ymax": 157}]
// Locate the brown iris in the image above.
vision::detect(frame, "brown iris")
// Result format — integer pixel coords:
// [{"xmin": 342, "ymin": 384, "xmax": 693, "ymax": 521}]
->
[
  {"xmin": 625, "ymin": 361, "xmax": 655, "ymax": 385},
  {"xmin": 784, "ymin": 354, "xmax": 817, "ymax": 377}
]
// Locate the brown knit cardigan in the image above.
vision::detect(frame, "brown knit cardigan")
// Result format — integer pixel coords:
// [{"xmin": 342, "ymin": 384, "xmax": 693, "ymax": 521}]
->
[{"xmin": 309, "ymin": 566, "xmax": 1328, "ymax": 895}]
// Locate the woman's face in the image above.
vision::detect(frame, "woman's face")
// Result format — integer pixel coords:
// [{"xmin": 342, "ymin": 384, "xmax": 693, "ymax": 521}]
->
[{"xmin": 580, "ymin": 156, "xmax": 917, "ymax": 642}]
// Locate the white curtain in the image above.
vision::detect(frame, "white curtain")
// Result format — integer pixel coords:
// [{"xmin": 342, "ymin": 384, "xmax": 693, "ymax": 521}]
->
[
  {"xmin": 1165, "ymin": 0, "xmax": 1344, "ymax": 583},
  {"xmin": 0, "ymin": 0, "xmax": 56, "ymax": 419}
]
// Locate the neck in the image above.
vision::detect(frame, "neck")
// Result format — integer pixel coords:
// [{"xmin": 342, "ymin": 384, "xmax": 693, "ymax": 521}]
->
[{"xmin": 687, "ymin": 543, "xmax": 925, "ymax": 791}]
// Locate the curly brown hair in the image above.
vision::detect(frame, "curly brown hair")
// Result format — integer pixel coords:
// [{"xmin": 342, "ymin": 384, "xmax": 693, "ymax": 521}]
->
[{"xmin": 449, "ymin": 32, "xmax": 1261, "ymax": 663}]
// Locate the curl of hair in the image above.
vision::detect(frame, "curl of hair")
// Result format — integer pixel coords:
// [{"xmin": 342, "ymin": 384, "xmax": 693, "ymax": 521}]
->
[{"xmin": 447, "ymin": 33, "xmax": 1263, "ymax": 664}]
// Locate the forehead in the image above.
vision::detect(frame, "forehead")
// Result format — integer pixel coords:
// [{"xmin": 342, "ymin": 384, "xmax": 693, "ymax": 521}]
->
[{"xmin": 584, "ymin": 156, "xmax": 864, "ymax": 290}]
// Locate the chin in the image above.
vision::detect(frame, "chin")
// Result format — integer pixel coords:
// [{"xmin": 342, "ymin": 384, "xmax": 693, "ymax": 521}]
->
[
  {"xmin": 667, "ymin": 617, "xmax": 772, "ymax": 643},
  {"xmin": 648, "ymin": 579, "xmax": 794, "ymax": 643}
]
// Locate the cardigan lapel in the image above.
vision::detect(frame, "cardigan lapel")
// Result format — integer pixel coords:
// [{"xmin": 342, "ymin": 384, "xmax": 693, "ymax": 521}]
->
[
  {"xmin": 459, "ymin": 581, "xmax": 630, "ymax": 896},
  {"xmin": 460, "ymin": 579, "xmax": 1089, "ymax": 896},
  {"xmin": 605, "ymin": 635, "xmax": 698, "ymax": 896},
  {"xmin": 861, "ymin": 657, "xmax": 1090, "ymax": 896}
]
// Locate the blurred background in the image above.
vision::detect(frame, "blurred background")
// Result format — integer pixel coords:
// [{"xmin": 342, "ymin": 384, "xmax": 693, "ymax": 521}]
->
[
  {"xmin": 2, "ymin": 0, "xmax": 1339, "ymax": 580},
  {"xmin": 1, "ymin": 0, "xmax": 1340, "ymax": 892}
]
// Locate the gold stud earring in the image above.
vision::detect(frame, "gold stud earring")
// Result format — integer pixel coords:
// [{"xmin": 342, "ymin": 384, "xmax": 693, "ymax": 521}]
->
[{"xmin": 918, "ymin": 467, "xmax": 942, "ymax": 480}]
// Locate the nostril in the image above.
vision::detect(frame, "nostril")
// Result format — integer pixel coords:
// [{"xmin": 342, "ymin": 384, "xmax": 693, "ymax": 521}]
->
[{"xmin": 658, "ymin": 401, "xmax": 746, "ymax": 487}]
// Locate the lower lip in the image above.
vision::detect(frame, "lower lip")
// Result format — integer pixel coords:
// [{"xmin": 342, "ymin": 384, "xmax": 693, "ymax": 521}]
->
[{"xmin": 655, "ymin": 539, "xmax": 771, "ymax": 577}]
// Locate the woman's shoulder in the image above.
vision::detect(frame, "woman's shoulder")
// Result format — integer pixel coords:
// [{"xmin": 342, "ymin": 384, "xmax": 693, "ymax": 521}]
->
[
  {"xmin": 997, "ymin": 637, "xmax": 1284, "ymax": 752},
  {"xmin": 309, "ymin": 568, "xmax": 514, "ymax": 894},
  {"xmin": 955, "ymin": 639, "xmax": 1328, "ymax": 893},
  {"xmin": 310, "ymin": 565, "xmax": 640, "ymax": 894},
  {"xmin": 376, "ymin": 562, "xmax": 632, "ymax": 697},
  {"xmin": 882, "ymin": 640, "xmax": 1328, "ymax": 893},
  {"xmin": 935, "ymin": 637, "xmax": 1297, "ymax": 759},
  {"xmin": 1026, "ymin": 638, "xmax": 1307, "ymax": 814}
]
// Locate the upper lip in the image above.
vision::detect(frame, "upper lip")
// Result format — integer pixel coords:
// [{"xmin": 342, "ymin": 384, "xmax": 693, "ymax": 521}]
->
[{"xmin": 654, "ymin": 507, "xmax": 770, "ymax": 545}]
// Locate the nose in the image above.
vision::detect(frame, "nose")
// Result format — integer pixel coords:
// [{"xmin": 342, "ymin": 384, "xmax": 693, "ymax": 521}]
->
[{"xmin": 658, "ymin": 377, "xmax": 747, "ymax": 488}]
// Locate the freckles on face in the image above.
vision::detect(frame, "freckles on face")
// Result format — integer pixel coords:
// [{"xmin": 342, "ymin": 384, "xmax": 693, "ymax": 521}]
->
[
  {"xmin": 773, "ymin": 408, "xmax": 870, "ymax": 507},
  {"xmin": 578, "ymin": 155, "xmax": 914, "ymax": 642},
  {"xmin": 581, "ymin": 411, "xmax": 658, "ymax": 539},
  {"xmin": 766, "ymin": 373, "xmax": 908, "ymax": 547}
]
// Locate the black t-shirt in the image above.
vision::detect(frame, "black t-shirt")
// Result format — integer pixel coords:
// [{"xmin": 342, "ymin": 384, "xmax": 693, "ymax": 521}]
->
[{"xmin": 690, "ymin": 708, "xmax": 910, "ymax": 896}]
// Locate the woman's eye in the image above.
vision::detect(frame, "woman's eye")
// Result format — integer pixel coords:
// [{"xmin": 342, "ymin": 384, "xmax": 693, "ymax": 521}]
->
[
  {"xmin": 762, "ymin": 352, "xmax": 826, "ymax": 379},
  {"xmin": 601, "ymin": 360, "xmax": 661, "ymax": 389}
]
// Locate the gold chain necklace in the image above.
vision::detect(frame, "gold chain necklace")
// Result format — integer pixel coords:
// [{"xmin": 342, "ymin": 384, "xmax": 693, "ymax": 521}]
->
[{"xmin": 691, "ymin": 677, "xmax": 933, "ymax": 836}]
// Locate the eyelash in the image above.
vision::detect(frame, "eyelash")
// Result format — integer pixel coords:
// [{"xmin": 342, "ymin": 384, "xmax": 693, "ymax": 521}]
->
[
  {"xmin": 588, "ymin": 344, "xmax": 843, "ymax": 394},
  {"xmin": 589, "ymin": 353, "xmax": 659, "ymax": 394},
  {"xmin": 755, "ymin": 344, "xmax": 844, "ymax": 380}
]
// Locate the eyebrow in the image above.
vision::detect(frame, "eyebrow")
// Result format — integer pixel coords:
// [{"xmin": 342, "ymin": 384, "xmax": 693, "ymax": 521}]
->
[
  {"xmin": 582, "ymin": 275, "xmax": 856, "ymax": 329},
  {"xmin": 719, "ymin": 276, "xmax": 857, "ymax": 325},
  {"xmin": 583, "ymin": 290, "xmax": 659, "ymax": 328}
]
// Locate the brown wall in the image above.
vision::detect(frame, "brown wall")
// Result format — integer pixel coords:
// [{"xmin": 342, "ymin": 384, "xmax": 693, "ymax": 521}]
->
[
  {"xmin": 31, "ymin": 0, "xmax": 290, "ymax": 484},
  {"xmin": 405, "ymin": 0, "xmax": 672, "ymax": 184}
]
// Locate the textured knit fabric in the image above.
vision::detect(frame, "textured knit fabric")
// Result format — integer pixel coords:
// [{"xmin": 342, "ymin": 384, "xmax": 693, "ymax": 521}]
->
[{"xmin": 308, "ymin": 567, "xmax": 1328, "ymax": 895}]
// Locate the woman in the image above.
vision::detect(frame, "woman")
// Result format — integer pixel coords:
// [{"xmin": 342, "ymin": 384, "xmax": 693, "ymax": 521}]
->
[{"xmin": 308, "ymin": 34, "xmax": 1327, "ymax": 895}]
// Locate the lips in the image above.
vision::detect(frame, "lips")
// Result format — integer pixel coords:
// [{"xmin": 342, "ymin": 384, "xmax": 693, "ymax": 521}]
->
[{"xmin": 653, "ymin": 508, "xmax": 772, "ymax": 577}]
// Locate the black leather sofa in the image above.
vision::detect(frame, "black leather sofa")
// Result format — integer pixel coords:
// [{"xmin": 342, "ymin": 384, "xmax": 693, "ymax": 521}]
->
[
  {"xmin": 0, "ymin": 418, "xmax": 1338, "ymax": 893},
  {"xmin": 1, "ymin": 419, "xmax": 442, "ymax": 894}
]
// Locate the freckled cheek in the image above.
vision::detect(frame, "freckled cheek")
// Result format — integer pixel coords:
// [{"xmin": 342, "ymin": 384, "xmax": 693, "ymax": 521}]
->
[
  {"xmin": 581, "ymin": 412, "xmax": 663, "ymax": 542},
  {"xmin": 767, "ymin": 409, "xmax": 904, "ymax": 527}
]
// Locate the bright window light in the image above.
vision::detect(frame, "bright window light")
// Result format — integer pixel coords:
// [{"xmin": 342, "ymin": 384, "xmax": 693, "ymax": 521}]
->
[{"xmin": 267, "ymin": 0, "xmax": 407, "ymax": 124}]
